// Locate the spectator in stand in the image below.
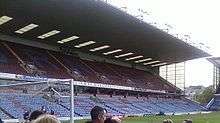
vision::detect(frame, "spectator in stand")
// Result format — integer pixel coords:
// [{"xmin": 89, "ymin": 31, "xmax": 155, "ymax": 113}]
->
[
  {"xmin": 86, "ymin": 106, "xmax": 107, "ymax": 123},
  {"xmin": 41, "ymin": 106, "xmax": 47, "ymax": 113},
  {"xmin": 50, "ymin": 109, "xmax": 55, "ymax": 115},
  {"xmin": 32, "ymin": 114, "xmax": 60, "ymax": 123},
  {"xmin": 23, "ymin": 110, "xmax": 31, "ymax": 120},
  {"xmin": 29, "ymin": 110, "xmax": 45, "ymax": 121},
  {"xmin": 163, "ymin": 119, "xmax": 173, "ymax": 123}
]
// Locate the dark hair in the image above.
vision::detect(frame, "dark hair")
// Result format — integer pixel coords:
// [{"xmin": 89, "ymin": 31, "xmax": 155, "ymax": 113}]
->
[
  {"xmin": 184, "ymin": 119, "xmax": 192, "ymax": 123},
  {"xmin": 104, "ymin": 118, "xmax": 120, "ymax": 123},
  {"xmin": 29, "ymin": 110, "xmax": 45, "ymax": 121},
  {"xmin": 90, "ymin": 106, "xmax": 105, "ymax": 120}
]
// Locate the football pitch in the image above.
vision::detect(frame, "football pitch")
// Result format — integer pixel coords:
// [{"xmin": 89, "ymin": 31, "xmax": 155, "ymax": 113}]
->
[{"xmin": 74, "ymin": 111, "xmax": 220, "ymax": 123}]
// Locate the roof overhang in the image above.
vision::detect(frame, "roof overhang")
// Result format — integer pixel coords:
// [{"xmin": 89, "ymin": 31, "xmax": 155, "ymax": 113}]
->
[
  {"xmin": 0, "ymin": 0, "xmax": 210, "ymax": 68},
  {"xmin": 207, "ymin": 57, "xmax": 220, "ymax": 68}
]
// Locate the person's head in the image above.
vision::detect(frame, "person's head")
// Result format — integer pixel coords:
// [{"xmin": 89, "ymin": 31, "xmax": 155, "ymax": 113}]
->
[
  {"xmin": 32, "ymin": 114, "xmax": 60, "ymax": 123},
  {"xmin": 90, "ymin": 106, "xmax": 107, "ymax": 123},
  {"xmin": 29, "ymin": 110, "xmax": 45, "ymax": 121},
  {"xmin": 163, "ymin": 119, "xmax": 173, "ymax": 123},
  {"xmin": 183, "ymin": 119, "xmax": 192, "ymax": 123},
  {"xmin": 104, "ymin": 117, "xmax": 121, "ymax": 123}
]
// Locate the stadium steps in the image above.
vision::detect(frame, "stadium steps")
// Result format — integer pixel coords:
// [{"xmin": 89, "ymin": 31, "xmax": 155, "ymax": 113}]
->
[
  {"xmin": 47, "ymin": 51, "xmax": 74, "ymax": 78},
  {"xmin": 48, "ymin": 52, "xmax": 90, "ymax": 81},
  {"xmin": 2, "ymin": 42, "xmax": 31, "ymax": 74},
  {"xmin": 78, "ymin": 59, "xmax": 103, "ymax": 81},
  {"xmin": 50, "ymin": 53, "xmax": 89, "ymax": 82}
]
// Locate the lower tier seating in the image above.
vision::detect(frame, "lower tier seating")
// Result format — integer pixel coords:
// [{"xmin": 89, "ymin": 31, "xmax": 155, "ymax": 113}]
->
[{"xmin": 0, "ymin": 93, "xmax": 205, "ymax": 119}]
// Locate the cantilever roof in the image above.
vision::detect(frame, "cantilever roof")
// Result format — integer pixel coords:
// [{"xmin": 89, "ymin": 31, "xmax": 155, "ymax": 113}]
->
[{"xmin": 0, "ymin": 0, "xmax": 210, "ymax": 67}]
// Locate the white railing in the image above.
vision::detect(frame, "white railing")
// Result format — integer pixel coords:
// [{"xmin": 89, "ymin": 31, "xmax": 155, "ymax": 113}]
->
[{"xmin": 206, "ymin": 98, "xmax": 214, "ymax": 109}]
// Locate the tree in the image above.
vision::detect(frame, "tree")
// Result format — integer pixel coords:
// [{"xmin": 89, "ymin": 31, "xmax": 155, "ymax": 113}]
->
[{"xmin": 193, "ymin": 85, "xmax": 214, "ymax": 104}]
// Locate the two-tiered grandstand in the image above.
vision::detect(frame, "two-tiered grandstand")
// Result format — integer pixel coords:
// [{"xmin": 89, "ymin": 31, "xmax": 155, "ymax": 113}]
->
[{"xmin": 0, "ymin": 0, "xmax": 210, "ymax": 120}]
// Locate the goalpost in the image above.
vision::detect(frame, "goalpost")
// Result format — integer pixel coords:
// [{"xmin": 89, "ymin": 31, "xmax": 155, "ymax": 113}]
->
[
  {"xmin": 44, "ymin": 79, "xmax": 75, "ymax": 123},
  {"xmin": 70, "ymin": 79, "xmax": 74, "ymax": 123},
  {"xmin": 0, "ymin": 78, "xmax": 75, "ymax": 123},
  {"xmin": 59, "ymin": 79, "xmax": 75, "ymax": 123}
]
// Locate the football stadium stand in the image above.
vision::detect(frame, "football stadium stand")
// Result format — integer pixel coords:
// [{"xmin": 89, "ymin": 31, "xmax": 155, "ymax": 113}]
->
[
  {"xmin": 0, "ymin": 42, "xmax": 208, "ymax": 119},
  {"xmin": 0, "ymin": 0, "xmax": 211, "ymax": 121},
  {"xmin": 0, "ymin": 42, "xmax": 178, "ymax": 93}
]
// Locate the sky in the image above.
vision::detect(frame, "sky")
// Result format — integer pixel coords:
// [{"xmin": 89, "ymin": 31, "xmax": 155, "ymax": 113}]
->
[{"xmin": 108, "ymin": 0, "xmax": 220, "ymax": 87}]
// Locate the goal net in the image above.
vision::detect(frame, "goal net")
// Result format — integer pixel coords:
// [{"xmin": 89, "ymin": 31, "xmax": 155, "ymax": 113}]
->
[{"xmin": 0, "ymin": 79, "xmax": 75, "ymax": 123}]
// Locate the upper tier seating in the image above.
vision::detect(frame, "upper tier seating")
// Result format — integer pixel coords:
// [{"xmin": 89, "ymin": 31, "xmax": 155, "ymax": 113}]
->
[
  {"xmin": 8, "ymin": 43, "xmax": 71, "ymax": 79},
  {"xmin": 0, "ymin": 43, "xmax": 26, "ymax": 75},
  {"xmin": 51, "ymin": 52, "xmax": 100, "ymax": 83},
  {"xmin": 51, "ymin": 51, "xmax": 177, "ymax": 92},
  {"xmin": 0, "ymin": 42, "xmax": 178, "ymax": 92}
]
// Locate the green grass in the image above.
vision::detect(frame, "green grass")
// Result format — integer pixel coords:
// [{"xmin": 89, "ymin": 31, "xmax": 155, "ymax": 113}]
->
[{"xmin": 74, "ymin": 112, "xmax": 220, "ymax": 123}]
